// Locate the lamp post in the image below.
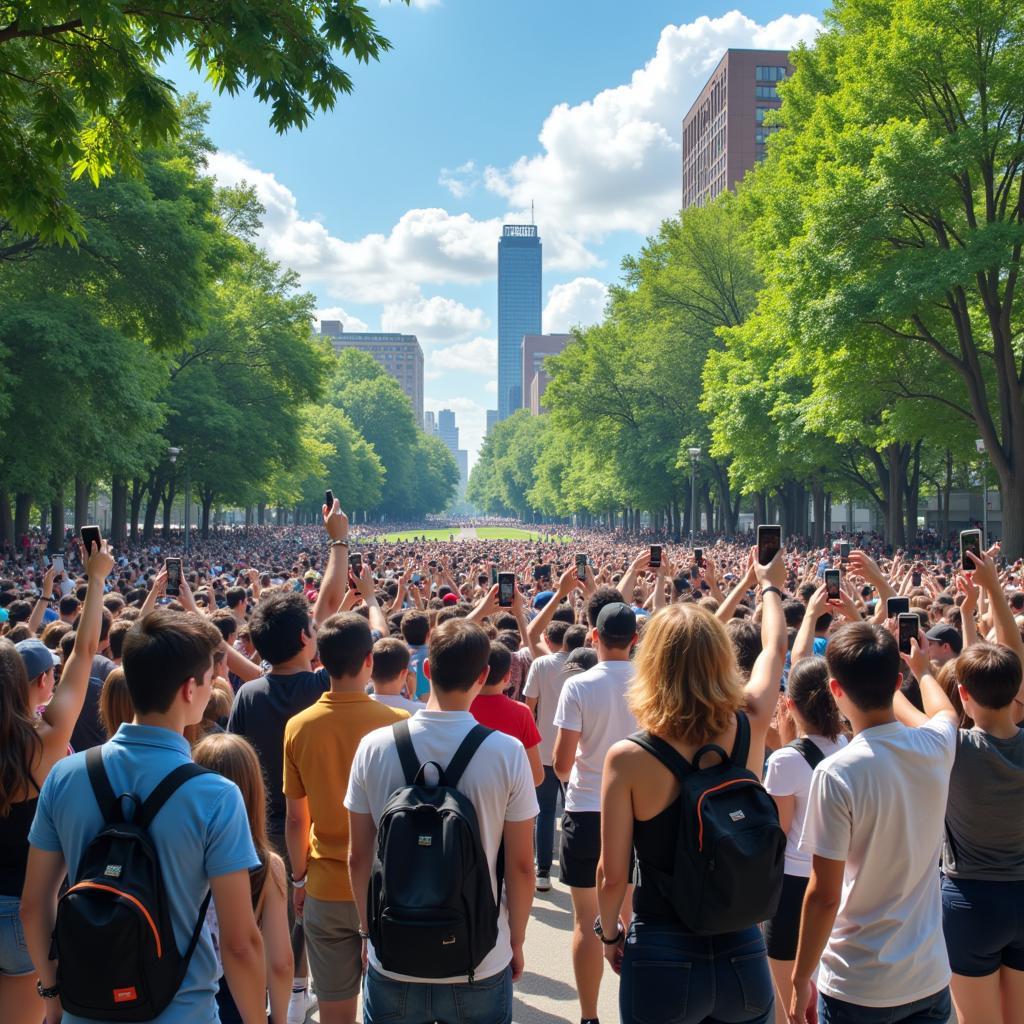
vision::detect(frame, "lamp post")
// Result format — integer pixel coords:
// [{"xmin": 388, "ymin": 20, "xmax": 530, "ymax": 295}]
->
[
  {"xmin": 168, "ymin": 447, "xmax": 190, "ymax": 556},
  {"xmin": 975, "ymin": 438, "xmax": 987, "ymax": 543},
  {"xmin": 688, "ymin": 447, "xmax": 702, "ymax": 545}
]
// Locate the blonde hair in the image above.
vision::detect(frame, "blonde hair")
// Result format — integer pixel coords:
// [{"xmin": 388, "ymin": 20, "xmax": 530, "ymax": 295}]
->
[{"xmin": 628, "ymin": 604, "xmax": 746, "ymax": 744}]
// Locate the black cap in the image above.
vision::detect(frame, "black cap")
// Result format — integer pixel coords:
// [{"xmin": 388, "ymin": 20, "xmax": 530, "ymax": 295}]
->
[
  {"xmin": 925, "ymin": 623, "xmax": 962, "ymax": 654},
  {"xmin": 596, "ymin": 602, "xmax": 637, "ymax": 640}
]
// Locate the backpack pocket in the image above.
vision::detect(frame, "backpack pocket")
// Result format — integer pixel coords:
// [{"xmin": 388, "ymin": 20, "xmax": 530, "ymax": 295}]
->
[{"xmin": 376, "ymin": 909, "xmax": 471, "ymax": 978}]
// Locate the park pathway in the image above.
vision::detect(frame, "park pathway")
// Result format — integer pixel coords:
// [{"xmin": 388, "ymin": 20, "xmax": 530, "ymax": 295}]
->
[{"xmin": 456, "ymin": 527, "xmax": 478, "ymax": 540}]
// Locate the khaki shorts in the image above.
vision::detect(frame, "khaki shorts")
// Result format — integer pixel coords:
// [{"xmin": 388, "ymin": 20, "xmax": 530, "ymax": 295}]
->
[{"xmin": 302, "ymin": 896, "xmax": 362, "ymax": 1001}]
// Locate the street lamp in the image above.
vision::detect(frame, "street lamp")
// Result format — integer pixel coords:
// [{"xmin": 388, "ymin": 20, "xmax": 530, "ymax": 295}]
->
[
  {"xmin": 168, "ymin": 446, "xmax": 190, "ymax": 556},
  {"xmin": 688, "ymin": 447, "xmax": 702, "ymax": 544},
  {"xmin": 975, "ymin": 438, "xmax": 987, "ymax": 543}
]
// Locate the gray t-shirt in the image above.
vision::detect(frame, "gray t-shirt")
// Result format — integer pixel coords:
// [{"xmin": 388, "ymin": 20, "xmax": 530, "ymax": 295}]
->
[{"xmin": 943, "ymin": 726, "xmax": 1024, "ymax": 880}]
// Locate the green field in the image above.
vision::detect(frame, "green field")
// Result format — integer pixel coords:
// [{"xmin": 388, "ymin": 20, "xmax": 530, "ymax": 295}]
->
[{"xmin": 375, "ymin": 527, "xmax": 570, "ymax": 543}]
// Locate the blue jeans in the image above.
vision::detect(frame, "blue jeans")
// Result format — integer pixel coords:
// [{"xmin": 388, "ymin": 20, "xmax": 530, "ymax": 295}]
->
[
  {"xmin": 0, "ymin": 893, "xmax": 34, "ymax": 977},
  {"xmin": 819, "ymin": 987, "xmax": 951, "ymax": 1023},
  {"xmin": 534, "ymin": 764, "xmax": 562, "ymax": 873},
  {"xmin": 619, "ymin": 918, "xmax": 773, "ymax": 1024},
  {"xmin": 362, "ymin": 965, "xmax": 512, "ymax": 1024}
]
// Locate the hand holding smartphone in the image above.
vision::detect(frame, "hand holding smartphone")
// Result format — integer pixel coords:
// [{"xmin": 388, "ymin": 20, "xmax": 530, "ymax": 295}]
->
[
  {"xmin": 960, "ymin": 529, "xmax": 982, "ymax": 572},
  {"xmin": 165, "ymin": 557, "xmax": 182, "ymax": 597},
  {"xmin": 757, "ymin": 525, "xmax": 782, "ymax": 566},
  {"xmin": 886, "ymin": 596, "xmax": 910, "ymax": 618},
  {"xmin": 576, "ymin": 553, "xmax": 587, "ymax": 582},
  {"xmin": 498, "ymin": 572, "xmax": 516, "ymax": 608},
  {"xmin": 80, "ymin": 525, "xmax": 102, "ymax": 558},
  {"xmin": 825, "ymin": 569, "xmax": 841, "ymax": 601},
  {"xmin": 898, "ymin": 613, "xmax": 920, "ymax": 655},
  {"xmin": 325, "ymin": 489, "xmax": 334, "ymax": 509},
  {"xmin": 649, "ymin": 545, "xmax": 662, "ymax": 569}
]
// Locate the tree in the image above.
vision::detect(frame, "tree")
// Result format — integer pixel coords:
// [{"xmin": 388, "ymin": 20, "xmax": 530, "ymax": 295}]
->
[{"xmin": 0, "ymin": 0, "xmax": 405, "ymax": 247}]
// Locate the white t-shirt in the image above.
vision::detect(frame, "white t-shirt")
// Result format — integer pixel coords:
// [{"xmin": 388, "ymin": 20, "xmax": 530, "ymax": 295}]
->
[
  {"xmin": 764, "ymin": 734, "xmax": 848, "ymax": 876},
  {"xmin": 553, "ymin": 660, "xmax": 637, "ymax": 813},
  {"xmin": 344, "ymin": 710, "xmax": 538, "ymax": 983},
  {"xmin": 371, "ymin": 692, "xmax": 422, "ymax": 715},
  {"xmin": 522, "ymin": 651, "xmax": 568, "ymax": 766},
  {"xmin": 799, "ymin": 716, "xmax": 957, "ymax": 1008}
]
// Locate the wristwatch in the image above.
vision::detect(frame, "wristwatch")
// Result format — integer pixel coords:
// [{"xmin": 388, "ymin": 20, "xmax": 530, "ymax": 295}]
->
[
  {"xmin": 290, "ymin": 874, "xmax": 307, "ymax": 889},
  {"xmin": 761, "ymin": 585, "xmax": 783, "ymax": 597},
  {"xmin": 37, "ymin": 980, "xmax": 60, "ymax": 999},
  {"xmin": 593, "ymin": 915, "xmax": 623, "ymax": 944}
]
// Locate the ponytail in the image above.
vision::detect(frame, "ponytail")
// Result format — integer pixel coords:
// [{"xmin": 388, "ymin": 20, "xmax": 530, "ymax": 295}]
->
[{"xmin": 787, "ymin": 656, "xmax": 842, "ymax": 740}]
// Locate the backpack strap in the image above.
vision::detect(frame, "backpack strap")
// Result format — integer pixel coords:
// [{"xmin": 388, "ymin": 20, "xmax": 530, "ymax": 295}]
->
[
  {"xmin": 627, "ymin": 731, "xmax": 693, "ymax": 780},
  {"xmin": 787, "ymin": 737, "xmax": 826, "ymax": 770},
  {"xmin": 86, "ymin": 746, "xmax": 122, "ymax": 824},
  {"xmin": 393, "ymin": 719, "xmax": 421, "ymax": 787},
  {"xmin": 137, "ymin": 763, "xmax": 213, "ymax": 830},
  {"xmin": 729, "ymin": 710, "xmax": 752, "ymax": 767},
  {"xmin": 444, "ymin": 725, "xmax": 493, "ymax": 788}
]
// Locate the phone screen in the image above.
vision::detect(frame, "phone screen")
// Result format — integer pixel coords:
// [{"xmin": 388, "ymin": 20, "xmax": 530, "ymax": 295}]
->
[
  {"xmin": 325, "ymin": 489, "xmax": 334, "ymax": 509},
  {"xmin": 839, "ymin": 542, "xmax": 850, "ymax": 564},
  {"xmin": 166, "ymin": 558, "xmax": 182, "ymax": 596},
  {"xmin": 350, "ymin": 553, "xmax": 363, "ymax": 572},
  {"xmin": 960, "ymin": 530, "xmax": 982, "ymax": 571},
  {"xmin": 825, "ymin": 569, "xmax": 841, "ymax": 600},
  {"xmin": 694, "ymin": 547, "xmax": 704, "ymax": 567},
  {"xmin": 80, "ymin": 525, "xmax": 101, "ymax": 557},
  {"xmin": 650, "ymin": 545, "xmax": 662, "ymax": 569},
  {"xmin": 498, "ymin": 573, "xmax": 515, "ymax": 607},
  {"xmin": 887, "ymin": 597, "xmax": 910, "ymax": 618},
  {"xmin": 51, "ymin": 556, "xmax": 64, "ymax": 575},
  {"xmin": 576, "ymin": 553, "xmax": 587, "ymax": 581},
  {"xmin": 911, "ymin": 572, "xmax": 922, "ymax": 587},
  {"xmin": 757, "ymin": 525, "xmax": 782, "ymax": 566},
  {"xmin": 898, "ymin": 613, "xmax": 920, "ymax": 655}
]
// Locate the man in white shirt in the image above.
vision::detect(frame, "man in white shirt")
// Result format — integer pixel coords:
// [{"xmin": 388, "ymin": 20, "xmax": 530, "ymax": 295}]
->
[
  {"xmin": 553, "ymin": 597, "xmax": 638, "ymax": 1024},
  {"xmin": 368, "ymin": 637, "xmax": 422, "ymax": 715},
  {"xmin": 790, "ymin": 622, "xmax": 957, "ymax": 1024},
  {"xmin": 345, "ymin": 618, "xmax": 538, "ymax": 1024}
]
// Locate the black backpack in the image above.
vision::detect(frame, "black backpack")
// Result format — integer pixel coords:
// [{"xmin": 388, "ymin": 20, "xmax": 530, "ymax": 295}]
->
[
  {"xmin": 787, "ymin": 736, "xmax": 826, "ymax": 769},
  {"xmin": 368, "ymin": 720, "xmax": 498, "ymax": 981},
  {"xmin": 53, "ymin": 747, "xmax": 213, "ymax": 1021},
  {"xmin": 628, "ymin": 711, "xmax": 786, "ymax": 935}
]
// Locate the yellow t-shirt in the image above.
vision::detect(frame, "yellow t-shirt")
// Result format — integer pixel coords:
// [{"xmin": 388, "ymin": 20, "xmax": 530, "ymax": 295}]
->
[{"xmin": 283, "ymin": 691, "xmax": 408, "ymax": 901}]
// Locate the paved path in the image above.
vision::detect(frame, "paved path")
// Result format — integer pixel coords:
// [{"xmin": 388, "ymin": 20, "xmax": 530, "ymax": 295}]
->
[{"xmin": 456, "ymin": 527, "xmax": 478, "ymax": 540}]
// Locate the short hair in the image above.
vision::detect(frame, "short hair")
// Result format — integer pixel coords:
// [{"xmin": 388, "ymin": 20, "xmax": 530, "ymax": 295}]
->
[
  {"xmin": 814, "ymin": 612, "xmax": 834, "ymax": 633},
  {"xmin": 58, "ymin": 595, "xmax": 80, "ymax": 617},
  {"xmin": 372, "ymin": 637, "xmax": 411, "ymax": 682},
  {"xmin": 1010, "ymin": 592, "xmax": 1024, "ymax": 611},
  {"xmin": 955, "ymin": 642, "xmax": 1023, "ymax": 711},
  {"xmin": 726, "ymin": 619, "xmax": 762, "ymax": 678},
  {"xmin": 586, "ymin": 586, "xmax": 624, "ymax": 628},
  {"xmin": 7, "ymin": 600, "xmax": 31, "ymax": 625},
  {"xmin": 782, "ymin": 600, "xmax": 806, "ymax": 629},
  {"xmin": 249, "ymin": 590, "xmax": 311, "ymax": 666},
  {"xmin": 825, "ymin": 622, "xmax": 900, "ymax": 712},
  {"xmin": 400, "ymin": 610, "xmax": 430, "ymax": 646},
  {"xmin": 427, "ymin": 619, "xmax": 490, "ymax": 693},
  {"xmin": 551, "ymin": 603, "xmax": 576, "ymax": 625},
  {"xmin": 121, "ymin": 611, "xmax": 220, "ymax": 715},
  {"xmin": 544, "ymin": 621, "xmax": 569, "ymax": 646},
  {"xmin": 798, "ymin": 582, "xmax": 817, "ymax": 604},
  {"xmin": 40, "ymin": 620, "xmax": 71, "ymax": 650},
  {"xmin": 225, "ymin": 586, "xmax": 248, "ymax": 610},
  {"xmin": 107, "ymin": 618, "xmax": 132, "ymax": 660},
  {"xmin": 103, "ymin": 593, "xmax": 126, "ymax": 616},
  {"xmin": 317, "ymin": 613, "xmax": 374, "ymax": 679},
  {"xmin": 563, "ymin": 624, "xmax": 588, "ymax": 652},
  {"xmin": 486, "ymin": 641, "xmax": 512, "ymax": 687},
  {"xmin": 210, "ymin": 611, "xmax": 238, "ymax": 643},
  {"xmin": 493, "ymin": 613, "xmax": 518, "ymax": 634}
]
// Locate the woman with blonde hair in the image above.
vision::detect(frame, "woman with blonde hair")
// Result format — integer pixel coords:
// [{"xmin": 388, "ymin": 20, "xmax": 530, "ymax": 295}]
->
[
  {"xmin": 597, "ymin": 549, "xmax": 789, "ymax": 1024},
  {"xmin": 192, "ymin": 732, "xmax": 293, "ymax": 1024}
]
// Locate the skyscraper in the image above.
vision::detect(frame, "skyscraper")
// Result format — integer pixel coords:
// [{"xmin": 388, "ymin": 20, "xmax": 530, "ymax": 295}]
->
[
  {"xmin": 497, "ymin": 224, "xmax": 542, "ymax": 420},
  {"xmin": 521, "ymin": 333, "xmax": 571, "ymax": 415},
  {"xmin": 437, "ymin": 409, "xmax": 468, "ymax": 498},
  {"xmin": 682, "ymin": 49, "xmax": 793, "ymax": 209}
]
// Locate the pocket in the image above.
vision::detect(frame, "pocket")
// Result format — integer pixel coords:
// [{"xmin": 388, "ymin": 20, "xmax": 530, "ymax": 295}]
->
[
  {"xmin": 730, "ymin": 950, "xmax": 773, "ymax": 1015},
  {"xmin": 630, "ymin": 961, "xmax": 691, "ymax": 1024},
  {"xmin": 364, "ymin": 968, "xmax": 409, "ymax": 1024},
  {"xmin": 453, "ymin": 968, "xmax": 511, "ymax": 1024}
]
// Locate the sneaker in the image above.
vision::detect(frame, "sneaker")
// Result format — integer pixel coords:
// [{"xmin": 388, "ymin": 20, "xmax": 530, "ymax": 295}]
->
[
  {"xmin": 287, "ymin": 987, "xmax": 316, "ymax": 1024},
  {"xmin": 536, "ymin": 869, "xmax": 551, "ymax": 892}
]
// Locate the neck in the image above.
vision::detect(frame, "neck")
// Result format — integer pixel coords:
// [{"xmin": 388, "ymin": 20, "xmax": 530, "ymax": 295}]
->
[
  {"xmin": 972, "ymin": 705, "xmax": 1020, "ymax": 740},
  {"xmin": 479, "ymin": 685, "xmax": 506, "ymax": 697},
  {"xmin": 426, "ymin": 690, "xmax": 475, "ymax": 712},
  {"xmin": 847, "ymin": 707, "xmax": 897, "ymax": 735},
  {"xmin": 371, "ymin": 677, "xmax": 405, "ymax": 695},
  {"xmin": 598, "ymin": 647, "xmax": 632, "ymax": 663},
  {"xmin": 133, "ymin": 712, "xmax": 186, "ymax": 735},
  {"xmin": 270, "ymin": 652, "xmax": 312, "ymax": 675},
  {"xmin": 329, "ymin": 675, "xmax": 367, "ymax": 695}
]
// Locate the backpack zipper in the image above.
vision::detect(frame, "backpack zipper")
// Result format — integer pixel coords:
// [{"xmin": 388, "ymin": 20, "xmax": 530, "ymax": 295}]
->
[
  {"xmin": 695, "ymin": 779, "xmax": 761, "ymax": 852},
  {"xmin": 65, "ymin": 882, "xmax": 162, "ymax": 958}
]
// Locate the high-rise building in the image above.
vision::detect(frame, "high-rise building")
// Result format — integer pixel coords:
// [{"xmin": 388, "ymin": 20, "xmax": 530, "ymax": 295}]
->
[
  {"xmin": 436, "ymin": 408, "xmax": 468, "ymax": 498},
  {"xmin": 423, "ymin": 411, "xmax": 438, "ymax": 436},
  {"xmin": 497, "ymin": 225, "xmax": 542, "ymax": 420},
  {"xmin": 682, "ymin": 49, "xmax": 793, "ymax": 209},
  {"xmin": 521, "ymin": 333, "xmax": 571, "ymax": 415},
  {"xmin": 320, "ymin": 321, "xmax": 424, "ymax": 422},
  {"xmin": 485, "ymin": 409, "xmax": 498, "ymax": 436}
]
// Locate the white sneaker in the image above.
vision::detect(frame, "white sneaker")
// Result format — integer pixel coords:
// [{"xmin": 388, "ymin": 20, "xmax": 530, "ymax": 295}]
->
[
  {"xmin": 287, "ymin": 987, "xmax": 316, "ymax": 1024},
  {"xmin": 536, "ymin": 869, "xmax": 551, "ymax": 892}
]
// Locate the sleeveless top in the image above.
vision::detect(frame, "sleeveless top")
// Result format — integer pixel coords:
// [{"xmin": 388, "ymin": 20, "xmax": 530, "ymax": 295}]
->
[
  {"xmin": 632, "ymin": 717, "xmax": 747, "ymax": 924},
  {"xmin": 0, "ymin": 780, "xmax": 41, "ymax": 898}
]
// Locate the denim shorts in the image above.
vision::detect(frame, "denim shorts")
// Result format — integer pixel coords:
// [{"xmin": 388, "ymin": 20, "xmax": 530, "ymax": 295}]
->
[
  {"xmin": 0, "ymin": 893, "xmax": 34, "ymax": 977},
  {"xmin": 942, "ymin": 875, "xmax": 1024, "ymax": 976}
]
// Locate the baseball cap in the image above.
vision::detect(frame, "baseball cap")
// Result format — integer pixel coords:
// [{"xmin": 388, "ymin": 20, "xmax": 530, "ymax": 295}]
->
[
  {"xmin": 925, "ymin": 623, "xmax": 963, "ymax": 654},
  {"xmin": 596, "ymin": 602, "xmax": 637, "ymax": 640},
  {"xmin": 442, "ymin": 593, "xmax": 459, "ymax": 605},
  {"xmin": 15, "ymin": 639, "xmax": 60, "ymax": 680},
  {"xmin": 533, "ymin": 590, "xmax": 555, "ymax": 610}
]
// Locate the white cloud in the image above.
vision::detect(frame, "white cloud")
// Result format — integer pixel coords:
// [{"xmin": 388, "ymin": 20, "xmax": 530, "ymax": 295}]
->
[
  {"xmin": 543, "ymin": 277, "xmax": 609, "ymax": 333},
  {"xmin": 429, "ymin": 337, "xmax": 497, "ymax": 374},
  {"xmin": 485, "ymin": 380, "xmax": 497, "ymax": 394},
  {"xmin": 314, "ymin": 306, "xmax": 369, "ymax": 333},
  {"xmin": 485, "ymin": 11, "xmax": 821, "ymax": 239},
  {"xmin": 438, "ymin": 160, "xmax": 479, "ymax": 199},
  {"xmin": 381, "ymin": 295, "xmax": 488, "ymax": 345},
  {"xmin": 425, "ymin": 396, "xmax": 488, "ymax": 466}
]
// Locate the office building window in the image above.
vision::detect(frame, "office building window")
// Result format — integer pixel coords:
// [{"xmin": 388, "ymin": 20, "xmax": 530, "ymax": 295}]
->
[
  {"xmin": 755, "ymin": 66, "xmax": 787, "ymax": 82},
  {"xmin": 756, "ymin": 85, "xmax": 779, "ymax": 99},
  {"xmin": 756, "ymin": 107, "xmax": 770, "ymax": 122}
]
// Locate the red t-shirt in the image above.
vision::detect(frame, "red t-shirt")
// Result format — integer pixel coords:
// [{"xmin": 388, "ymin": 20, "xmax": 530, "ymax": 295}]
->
[{"xmin": 470, "ymin": 693, "xmax": 542, "ymax": 750}]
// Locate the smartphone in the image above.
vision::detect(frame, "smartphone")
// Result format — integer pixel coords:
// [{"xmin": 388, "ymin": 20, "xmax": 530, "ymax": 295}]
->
[
  {"xmin": 538, "ymin": 563, "xmax": 551, "ymax": 580},
  {"xmin": 960, "ymin": 529, "xmax": 982, "ymax": 572},
  {"xmin": 839, "ymin": 542, "xmax": 850, "ymax": 565},
  {"xmin": 350, "ymin": 552, "xmax": 363, "ymax": 572},
  {"xmin": 324, "ymin": 489, "xmax": 334, "ymax": 509},
  {"xmin": 825, "ymin": 569, "xmax": 841, "ymax": 601},
  {"xmin": 911, "ymin": 571, "xmax": 922, "ymax": 587},
  {"xmin": 51, "ymin": 556, "xmax": 64, "ymax": 575},
  {"xmin": 898, "ymin": 613, "xmax": 920, "ymax": 655},
  {"xmin": 80, "ymin": 525, "xmax": 102, "ymax": 557},
  {"xmin": 165, "ymin": 557, "xmax": 182, "ymax": 597},
  {"xmin": 576, "ymin": 553, "xmax": 587, "ymax": 581},
  {"xmin": 498, "ymin": 572, "xmax": 516, "ymax": 608},
  {"xmin": 694, "ymin": 547, "xmax": 704, "ymax": 568},
  {"xmin": 887, "ymin": 597, "xmax": 910, "ymax": 618},
  {"xmin": 757, "ymin": 525, "xmax": 782, "ymax": 566},
  {"xmin": 650, "ymin": 545, "xmax": 662, "ymax": 569}
]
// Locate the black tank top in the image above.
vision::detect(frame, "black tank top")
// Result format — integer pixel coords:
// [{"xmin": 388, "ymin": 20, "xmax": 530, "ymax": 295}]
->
[
  {"xmin": 0, "ymin": 785, "xmax": 40, "ymax": 897},
  {"xmin": 632, "ymin": 717, "xmax": 747, "ymax": 924}
]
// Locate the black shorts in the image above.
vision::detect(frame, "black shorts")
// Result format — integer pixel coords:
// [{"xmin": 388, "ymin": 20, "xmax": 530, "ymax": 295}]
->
[
  {"xmin": 764, "ymin": 873, "xmax": 808, "ymax": 960},
  {"xmin": 559, "ymin": 811, "xmax": 634, "ymax": 889}
]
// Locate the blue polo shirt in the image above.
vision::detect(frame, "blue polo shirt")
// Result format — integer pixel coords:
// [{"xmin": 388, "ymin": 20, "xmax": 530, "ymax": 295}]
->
[{"xmin": 29, "ymin": 724, "xmax": 259, "ymax": 1024}]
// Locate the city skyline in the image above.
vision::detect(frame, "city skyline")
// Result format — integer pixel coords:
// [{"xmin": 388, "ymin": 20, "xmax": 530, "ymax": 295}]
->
[{"xmin": 160, "ymin": 2, "xmax": 824, "ymax": 466}]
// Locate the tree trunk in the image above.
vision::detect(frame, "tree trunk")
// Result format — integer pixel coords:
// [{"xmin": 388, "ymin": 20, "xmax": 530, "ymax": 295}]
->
[
  {"xmin": 142, "ymin": 472, "xmax": 163, "ymax": 541},
  {"xmin": 14, "ymin": 492, "xmax": 31, "ymax": 544},
  {"xmin": 884, "ymin": 445, "xmax": 906, "ymax": 549},
  {"xmin": 812, "ymin": 478, "xmax": 826, "ymax": 548},
  {"xmin": 702, "ymin": 487, "xmax": 714, "ymax": 539},
  {"xmin": 997, "ymin": 465, "xmax": 1024, "ymax": 559},
  {"xmin": 904, "ymin": 442, "xmax": 922, "ymax": 546},
  {"xmin": 74, "ymin": 478, "xmax": 90, "ymax": 533},
  {"xmin": 942, "ymin": 450, "xmax": 953, "ymax": 539},
  {"xmin": 129, "ymin": 478, "xmax": 146, "ymax": 542},
  {"xmin": 110, "ymin": 475, "xmax": 128, "ymax": 544},
  {"xmin": 162, "ymin": 477, "xmax": 177, "ymax": 538},
  {"xmin": 754, "ymin": 491, "xmax": 767, "ymax": 528},
  {"xmin": 0, "ymin": 489, "xmax": 11, "ymax": 550},
  {"xmin": 201, "ymin": 487, "xmax": 215, "ymax": 539},
  {"xmin": 49, "ymin": 490, "xmax": 65, "ymax": 552},
  {"xmin": 257, "ymin": 502, "xmax": 267, "ymax": 526},
  {"xmin": 729, "ymin": 491, "xmax": 741, "ymax": 535}
]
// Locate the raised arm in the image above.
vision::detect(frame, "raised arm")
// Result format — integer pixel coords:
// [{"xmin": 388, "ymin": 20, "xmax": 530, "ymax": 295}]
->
[
  {"xmin": 715, "ymin": 555, "xmax": 756, "ymax": 623},
  {"xmin": 355, "ymin": 564, "xmax": 388, "ymax": 636},
  {"xmin": 27, "ymin": 566, "xmax": 57, "ymax": 635},
  {"xmin": 526, "ymin": 566, "xmax": 575, "ymax": 651},
  {"xmin": 847, "ymin": 550, "xmax": 895, "ymax": 625},
  {"xmin": 313, "ymin": 499, "xmax": 350, "ymax": 628},
  {"xmin": 968, "ymin": 548, "xmax": 1024, "ymax": 662},
  {"xmin": 745, "ymin": 547, "xmax": 788, "ymax": 734}
]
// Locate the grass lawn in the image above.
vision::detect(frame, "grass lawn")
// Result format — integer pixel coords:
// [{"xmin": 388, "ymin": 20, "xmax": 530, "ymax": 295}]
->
[{"xmin": 375, "ymin": 527, "xmax": 570, "ymax": 543}]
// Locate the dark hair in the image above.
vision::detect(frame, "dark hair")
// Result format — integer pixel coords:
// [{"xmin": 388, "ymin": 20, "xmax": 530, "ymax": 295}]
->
[
  {"xmin": 107, "ymin": 618, "xmax": 132, "ymax": 661},
  {"xmin": 955, "ymin": 642, "xmax": 1023, "ymax": 710},
  {"xmin": 372, "ymin": 637, "xmax": 411, "ymax": 682},
  {"xmin": 493, "ymin": 613, "xmax": 518, "ymax": 634},
  {"xmin": 798, "ymin": 582, "xmax": 817, "ymax": 604},
  {"xmin": 400, "ymin": 609, "xmax": 430, "ymax": 646},
  {"xmin": 121, "ymin": 611, "xmax": 220, "ymax": 715},
  {"xmin": 427, "ymin": 619, "xmax": 490, "ymax": 692},
  {"xmin": 0, "ymin": 637, "xmax": 40, "ymax": 816},
  {"xmin": 782, "ymin": 600, "xmax": 806, "ymax": 629},
  {"xmin": 495, "ymin": 630, "xmax": 520, "ymax": 653},
  {"xmin": 825, "ymin": 623, "xmax": 900, "ymax": 712},
  {"xmin": 486, "ymin": 641, "xmax": 512, "ymax": 687},
  {"xmin": 58, "ymin": 595, "xmax": 80, "ymax": 617},
  {"xmin": 551, "ymin": 603, "xmax": 576, "ymax": 625},
  {"xmin": 317, "ymin": 613, "xmax": 373, "ymax": 679},
  {"xmin": 787, "ymin": 657, "xmax": 842, "ymax": 740},
  {"xmin": 586, "ymin": 586, "xmax": 624, "ymax": 628},
  {"xmin": 544, "ymin": 621, "xmax": 569, "ymax": 646},
  {"xmin": 814, "ymin": 611, "xmax": 834, "ymax": 633},
  {"xmin": 210, "ymin": 611, "xmax": 238, "ymax": 643},
  {"xmin": 249, "ymin": 591, "xmax": 311, "ymax": 666},
  {"xmin": 563, "ymin": 624, "xmax": 588, "ymax": 652},
  {"xmin": 225, "ymin": 586, "xmax": 248, "ymax": 610},
  {"xmin": 7, "ymin": 600, "xmax": 31, "ymax": 625},
  {"xmin": 99, "ymin": 667, "xmax": 134, "ymax": 738},
  {"xmin": 726, "ymin": 619, "xmax": 762, "ymax": 678}
]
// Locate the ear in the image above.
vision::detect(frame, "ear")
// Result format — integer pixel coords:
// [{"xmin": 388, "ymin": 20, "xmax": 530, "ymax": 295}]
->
[
  {"xmin": 957, "ymin": 682, "xmax": 970, "ymax": 705},
  {"xmin": 364, "ymin": 651, "xmax": 374, "ymax": 668},
  {"xmin": 894, "ymin": 672, "xmax": 903, "ymax": 692},
  {"xmin": 180, "ymin": 676, "xmax": 198, "ymax": 705},
  {"xmin": 828, "ymin": 677, "xmax": 843, "ymax": 700}
]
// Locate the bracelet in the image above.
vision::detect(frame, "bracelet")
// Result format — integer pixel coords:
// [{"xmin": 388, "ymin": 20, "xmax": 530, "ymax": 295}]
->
[
  {"xmin": 330, "ymin": 539, "xmax": 349, "ymax": 548},
  {"xmin": 761, "ymin": 586, "xmax": 783, "ymax": 598},
  {"xmin": 290, "ymin": 874, "xmax": 307, "ymax": 888},
  {"xmin": 358, "ymin": 929, "xmax": 370, "ymax": 940}
]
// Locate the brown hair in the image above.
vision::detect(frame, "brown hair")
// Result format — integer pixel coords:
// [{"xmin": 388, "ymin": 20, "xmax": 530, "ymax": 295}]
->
[
  {"xmin": 937, "ymin": 660, "xmax": 971, "ymax": 728},
  {"xmin": 955, "ymin": 642, "xmax": 1023, "ymax": 711},
  {"xmin": 99, "ymin": 667, "xmax": 135, "ymax": 738},
  {"xmin": 427, "ymin": 619, "xmax": 491, "ymax": 692},
  {"xmin": 825, "ymin": 623, "xmax": 900, "ymax": 712},
  {"xmin": 0, "ymin": 638, "xmax": 40, "ymax": 816},
  {"xmin": 628, "ymin": 604, "xmax": 745, "ymax": 744}
]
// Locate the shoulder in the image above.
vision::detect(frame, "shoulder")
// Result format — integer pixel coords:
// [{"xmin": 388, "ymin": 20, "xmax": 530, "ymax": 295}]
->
[
  {"xmin": 284, "ymin": 702, "xmax": 319, "ymax": 739},
  {"xmin": 40, "ymin": 748, "xmax": 88, "ymax": 796},
  {"xmin": 481, "ymin": 727, "xmax": 528, "ymax": 763}
]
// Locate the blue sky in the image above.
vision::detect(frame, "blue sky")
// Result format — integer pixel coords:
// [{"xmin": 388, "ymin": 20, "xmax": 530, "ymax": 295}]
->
[{"xmin": 162, "ymin": 1, "xmax": 826, "ymax": 463}]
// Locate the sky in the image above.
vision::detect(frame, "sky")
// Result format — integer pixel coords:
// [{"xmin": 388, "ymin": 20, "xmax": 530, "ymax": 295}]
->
[{"xmin": 161, "ymin": 1, "xmax": 827, "ymax": 466}]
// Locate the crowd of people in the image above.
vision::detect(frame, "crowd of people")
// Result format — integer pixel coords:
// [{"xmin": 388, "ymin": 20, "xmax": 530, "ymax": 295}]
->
[{"xmin": 1, "ymin": 506, "xmax": 1022, "ymax": 1024}]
